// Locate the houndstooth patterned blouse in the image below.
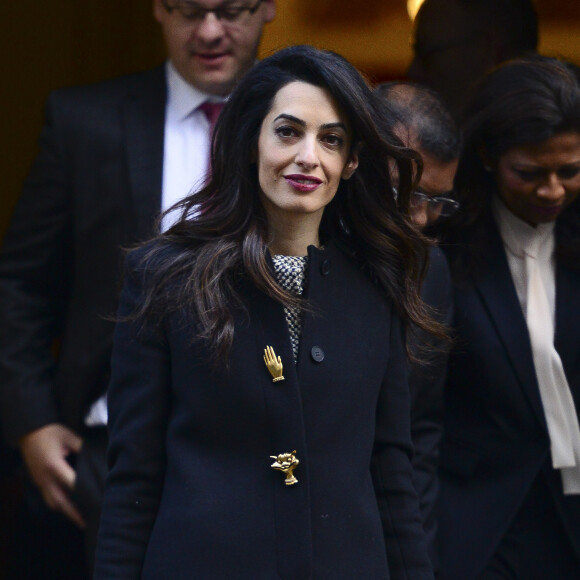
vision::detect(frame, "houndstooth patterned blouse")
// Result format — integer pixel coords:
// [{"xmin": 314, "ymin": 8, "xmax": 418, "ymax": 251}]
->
[{"xmin": 271, "ymin": 254, "xmax": 309, "ymax": 363}]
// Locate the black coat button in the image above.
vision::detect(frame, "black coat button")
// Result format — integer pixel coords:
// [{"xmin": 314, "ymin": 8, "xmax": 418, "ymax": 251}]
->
[
  {"xmin": 311, "ymin": 346, "xmax": 325, "ymax": 363},
  {"xmin": 320, "ymin": 260, "xmax": 331, "ymax": 276}
]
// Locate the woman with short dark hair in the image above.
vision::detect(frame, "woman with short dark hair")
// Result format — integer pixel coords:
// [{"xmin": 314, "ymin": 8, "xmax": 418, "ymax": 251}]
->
[
  {"xmin": 437, "ymin": 55, "xmax": 580, "ymax": 579},
  {"xmin": 94, "ymin": 45, "xmax": 438, "ymax": 579}
]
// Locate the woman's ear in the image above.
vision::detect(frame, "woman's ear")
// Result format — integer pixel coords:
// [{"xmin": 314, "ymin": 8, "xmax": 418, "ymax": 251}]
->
[{"xmin": 341, "ymin": 153, "xmax": 359, "ymax": 180}]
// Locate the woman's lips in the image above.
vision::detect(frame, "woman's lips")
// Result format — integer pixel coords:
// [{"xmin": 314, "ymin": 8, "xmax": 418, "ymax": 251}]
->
[
  {"xmin": 284, "ymin": 174, "xmax": 323, "ymax": 192},
  {"xmin": 530, "ymin": 203, "xmax": 563, "ymax": 218}
]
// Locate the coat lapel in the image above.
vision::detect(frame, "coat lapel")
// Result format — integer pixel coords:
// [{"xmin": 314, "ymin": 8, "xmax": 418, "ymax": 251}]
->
[
  {"xmin": 123, "ymin": 65, "xmax": 166, "ymax": 241},
  {"xmin": 555, "ymin": 263, "xmax": 580, "ymax": 395},
  {"xmin": 472, "ymin": 222, "xmax": 548, "ymax": 430}
]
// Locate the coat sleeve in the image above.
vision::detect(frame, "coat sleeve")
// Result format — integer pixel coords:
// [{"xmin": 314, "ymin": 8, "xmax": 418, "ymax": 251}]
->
[
  {"xmin": 408, "ymin": 247, "xmax": 453, "ymax": 571},
  {"xmin": 0, "ymin": 91, "xmax": 72, "ymax": 443},
  {"xmin": 371, "ymin": 308, "xmax": 435, "ymax": 580},
  {"xmin": 94, "ymin": 252, "xmax": 171, "ymax": 580}
]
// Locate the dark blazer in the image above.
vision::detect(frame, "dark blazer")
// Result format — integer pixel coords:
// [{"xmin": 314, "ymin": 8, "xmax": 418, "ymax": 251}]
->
[
  {"xmin": 438, "ymin": 218, "xmax": 580, "ymax": 580},
  {"xmin": 409, "ymin": 246, "xmax": 452, "ymax": 571},
  {"xmin": 94, "ymin": 242, "xmax": 434, "ymax": 580},
  {"xmin": 0, "ymin": 66, "xmax": 167, "ymax": 443}
]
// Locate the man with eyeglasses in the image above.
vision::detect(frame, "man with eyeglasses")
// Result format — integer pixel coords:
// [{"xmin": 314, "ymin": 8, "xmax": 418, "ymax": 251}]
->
[
  {"xmin": 375, "ymin": 80, "xmax": 460, "ymax": 574},
  {"xmin": 0, "ymin": 1, "xmax": 275, "ymax": 577},
  {"xmin": 376, "ymin": 81, "xmax": 460, "ymax": 229},
  {"xmin": 156, "ymin": 0, "xmax": 275, "ymax": 96}
]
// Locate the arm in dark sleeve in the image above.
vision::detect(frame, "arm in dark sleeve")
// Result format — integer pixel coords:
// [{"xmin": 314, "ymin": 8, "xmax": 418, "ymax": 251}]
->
[
  {"xmin": 94, "ymin": 252, "xmax": 170, "ymax": 580},
  {"xmin": 0, "ymin": 91, "xmax": 72, "ymax": 443},
  {"xmin": 371, "ymin": 308, "xmax": 435, "ymax": 580},
  {"xmin": 408, "ymin": 247, "xmax": 453, "ymax": 571}
]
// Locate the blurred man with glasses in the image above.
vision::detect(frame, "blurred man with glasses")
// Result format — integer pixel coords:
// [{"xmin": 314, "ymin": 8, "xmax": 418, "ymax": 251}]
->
[
  {"xmin": 375, "ymin": 80, "xmax": 460, "ymax": 574},
  {"xmin": 0, "ymin": 1, "xmax": 275, "ymax": 578},
  {"xmin": 156, "ymin": 0, "xmax": 274, "ymax": 96},
  {"xmin": 375, "ymin": 82, "xmax": 460, "ymax": 230}
]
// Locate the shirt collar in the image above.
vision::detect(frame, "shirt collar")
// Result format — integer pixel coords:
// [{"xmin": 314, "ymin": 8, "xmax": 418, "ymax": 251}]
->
[
  {"xmin": 165, "ymin": 60, "xmax": 227, "ymax": 122},
  {"xmin": 492, "ymin": 194, "xmax": 554, "ymax": 259}
]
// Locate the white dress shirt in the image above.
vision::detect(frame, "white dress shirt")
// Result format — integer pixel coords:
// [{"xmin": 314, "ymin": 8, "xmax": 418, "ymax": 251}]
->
[
  {"xmin": 493, "ymin": 196, "xmax": 580, "ymax": 494},
  {"xmin": 493, "ymin": 195, "xmax": 556, "ymax": 319},
  {"xmin": 160, "ymin": 60, "xmax": 226, "ymax": 231}
]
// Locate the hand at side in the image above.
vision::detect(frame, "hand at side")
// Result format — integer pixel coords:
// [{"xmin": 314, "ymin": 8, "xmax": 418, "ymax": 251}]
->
[{"xmin": 19, "ymin": 423, "xmax": 86, "ymax": 528}]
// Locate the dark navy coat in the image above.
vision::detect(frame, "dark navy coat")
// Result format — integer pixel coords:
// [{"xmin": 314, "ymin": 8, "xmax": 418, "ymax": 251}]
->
[
  {"xmin": 94, "ymin": 242, "xmax": 433, "ymax": 580},
  {"xmin": 438, "ymin": 219, "xmax": 580, "ymax": 579},
  {"xmin": 409, "ymin": 246, "xmax": 452, "ymax": 571}
]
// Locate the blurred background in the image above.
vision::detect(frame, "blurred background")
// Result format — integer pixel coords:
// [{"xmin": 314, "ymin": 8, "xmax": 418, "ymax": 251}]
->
[{"xmin": 1, "ymin": 0, "xmax": 580, "ymax": 239}]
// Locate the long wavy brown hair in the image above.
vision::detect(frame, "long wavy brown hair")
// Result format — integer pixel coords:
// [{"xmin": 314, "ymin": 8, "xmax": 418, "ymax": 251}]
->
[{"xmin": 129, "ymin": 45, "xmax": 444, "ymax": 363}]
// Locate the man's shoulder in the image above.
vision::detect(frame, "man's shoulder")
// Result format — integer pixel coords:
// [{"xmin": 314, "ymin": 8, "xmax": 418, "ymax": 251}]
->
[
  {"xmin": 42, "ymin": 65, "xmax": 167, "ymax": 134},
  {"xmin": 428, "ymin": 245, "xmax": 450, "ymax": 276},
  {"xmin": 49, "ymin": 64, "xmax": 166, "ymax": 109}
]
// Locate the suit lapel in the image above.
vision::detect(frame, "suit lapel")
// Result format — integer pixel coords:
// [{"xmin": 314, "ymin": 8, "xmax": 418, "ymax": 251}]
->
[
  {"xmin": 123, "ymin": 66, "xmax": 166, "ymax": 241},
  {"xmin": 472, "ymin": 222, "xmax": 548, "ymax": 430},
  {"xmin": 555, "ymin": 263, "xmax": 580, "ymax": 389}
]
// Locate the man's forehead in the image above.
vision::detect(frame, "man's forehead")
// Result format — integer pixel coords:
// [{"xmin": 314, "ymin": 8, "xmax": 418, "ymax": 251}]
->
[
  {"xmin": 392, "ymin": 121, "xmax": 418, "ymax": 149},
  {"xmin": 175, "ymin": 0, "xmax": 250, "ymax": 6},
  {"xmin": 418, "ymin": 148, "xmax": 458, "ymax": 193}
]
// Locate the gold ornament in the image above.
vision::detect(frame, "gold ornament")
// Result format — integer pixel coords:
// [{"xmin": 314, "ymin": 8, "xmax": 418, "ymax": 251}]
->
[
  {"xmin": 270, "ymin": 450, "xmax": 299, "ymax": 486},
  {"xmin": 263, "ymin": 345, "xmax": 284, "ymax": 382}
]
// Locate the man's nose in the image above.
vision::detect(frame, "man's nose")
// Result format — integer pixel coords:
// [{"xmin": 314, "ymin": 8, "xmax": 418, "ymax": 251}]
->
[
  {"xmin": 411, "ymin": 206, "xmax": 429, "ymax": 229},
  {"xmin": 195, "ymin": 12, "xmax": 226, "ymax": 43}
]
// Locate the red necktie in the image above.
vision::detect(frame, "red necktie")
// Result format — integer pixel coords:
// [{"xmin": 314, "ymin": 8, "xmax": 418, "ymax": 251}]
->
[{"xmin": 199, "ymin": 101, "xmax": 224, "ymax": 181}]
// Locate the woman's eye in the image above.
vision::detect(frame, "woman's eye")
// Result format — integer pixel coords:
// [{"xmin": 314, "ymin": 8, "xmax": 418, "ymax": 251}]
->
[
  {"xmin": 275, "ymin": 126, "xmax": 297, "ymax": 139},
  {"xmin": 557, "ymin": 166, "xmax": 580, "ymax": 179},
  {"xmin": 322, "ymin": 134, "xmax": 344, "ymax": 148},
  {"xmin": 515, "ymin": 169, "xmax": 542, "ymax": 182}
]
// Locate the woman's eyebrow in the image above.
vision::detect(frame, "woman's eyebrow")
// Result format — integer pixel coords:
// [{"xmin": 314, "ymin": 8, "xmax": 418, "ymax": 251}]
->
[
  {"xmin": 274, "ymin": 114, "xmax": 305, "ymax": 126},
  {"xmin": 273, "ymin": 114, "xmax": 346, "ymax": 132},
  {"xmin": 321, "ymin": 122, "xmax": 347, "ymax": 131}
]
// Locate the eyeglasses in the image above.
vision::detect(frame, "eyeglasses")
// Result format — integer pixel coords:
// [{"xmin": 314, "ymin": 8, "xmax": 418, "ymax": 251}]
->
[
  {"xmin": 410, "ymin": 190, "xmax": 460, "ymax": 217},
  {"xmin": 161, "ymin": 0, "xmax": 264, "ymax": 24}
]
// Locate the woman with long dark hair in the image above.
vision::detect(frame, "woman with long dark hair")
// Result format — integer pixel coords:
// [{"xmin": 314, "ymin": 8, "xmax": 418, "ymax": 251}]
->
[
  {"xmin": 437, "ymin": 55, "xmax": 580, "ymax": 579},
  {"xmin": 94, "ymin": 45, "xmax": 437, "ymax": 579}
]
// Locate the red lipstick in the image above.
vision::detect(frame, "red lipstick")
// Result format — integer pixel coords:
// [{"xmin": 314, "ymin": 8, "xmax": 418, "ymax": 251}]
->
[
  {"xmin": 530, "ymin": 204, "xmax": 563, "ymax": 219},
  {"xmin": 284, "ymin": 174, "xmax": 323, "ymax": 192}
]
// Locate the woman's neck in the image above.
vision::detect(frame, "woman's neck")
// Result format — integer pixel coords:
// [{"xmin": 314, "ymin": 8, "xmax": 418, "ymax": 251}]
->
[{"xmin": 267, "ymin": 211, "xmax": 322, "ymax": 256}]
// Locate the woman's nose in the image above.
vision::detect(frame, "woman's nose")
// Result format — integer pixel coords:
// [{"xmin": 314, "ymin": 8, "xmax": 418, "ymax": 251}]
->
[
  {"xmin": 536, "ymin": 174, "xmax": 566, "ymax": 202},
  {"xmin": 295, "ymin": 138, "xmax": 319, "ymax": 169}
]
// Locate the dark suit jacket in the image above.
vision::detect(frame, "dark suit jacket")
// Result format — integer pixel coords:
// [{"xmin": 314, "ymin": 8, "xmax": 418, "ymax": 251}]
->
[
  {"xmin": 94, "ymin": 242, "xmax": 434, "ymax": 580},
  {"xmin": 438, "ymin": 218, "xmax": 580, "ymax": 580},
  {"xmin": 0, "ymin": 66, "xmax": 167, "ymax": 444},
  {"xmin": 409, "ymin": 246, "xmax": 452, "ymax": 571}
]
